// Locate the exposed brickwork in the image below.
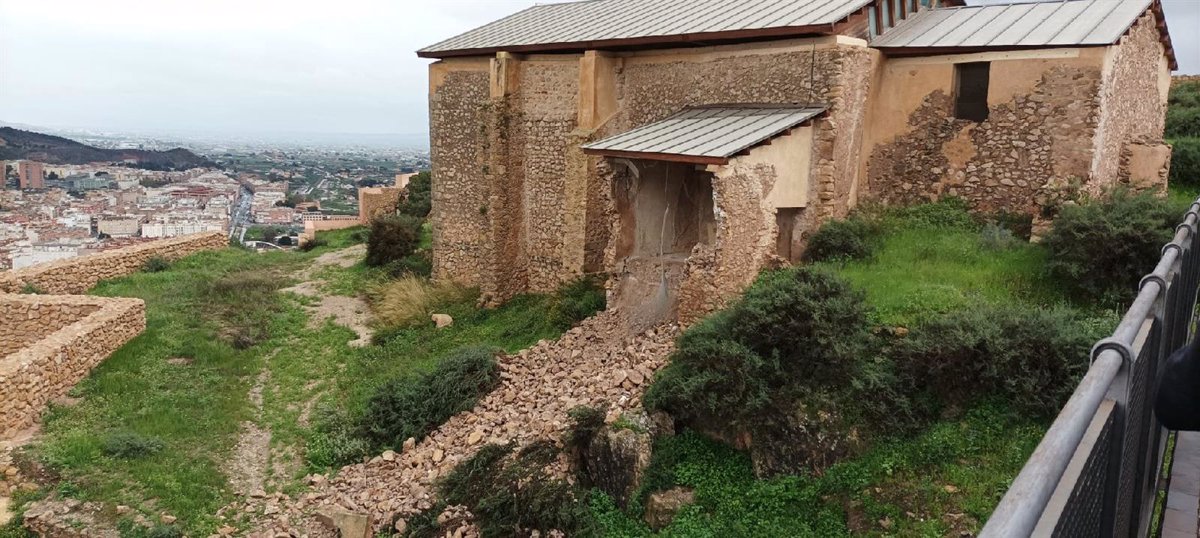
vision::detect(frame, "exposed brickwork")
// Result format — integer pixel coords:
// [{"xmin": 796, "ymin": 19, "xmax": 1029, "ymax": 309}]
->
[
  {"xmin": 0, "ymin": 294, "xmax": 145, "ymax": 439},
  {"xmin": 0, "ymin": 232, "xmax": 227, "ymax": 295}
]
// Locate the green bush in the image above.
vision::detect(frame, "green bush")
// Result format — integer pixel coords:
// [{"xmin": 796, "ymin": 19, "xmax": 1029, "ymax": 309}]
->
[
  {"xmin": 366, "ymin": 214, "xmax": 422, "ymax": 268},
  {"xmin": 1167, "ymin": 81, "xmax": 1200, "ymax": 138},
  {"xmin": 398, "ymin": 171, "xmax": 432, "ymax": 219},
  {"xmin": 430, "ymin": 442, "xmax": 597, "ymax": 537},
  {"xmin": 102, "ymin": 431, "xmax": 164, "ymax": 459},
  {"xmin": 359, "ymin": 346, "xmax": 500, "ymax": 449},
  {"xmin": 1043, "ymin": 191, "xmax": 1186, "ymax": 306},
  {"xmin": 891, "ymin": 197, "xmax": 976, "ymax": 230},
  {"xmin": 145, "ymin": 526, "xmax": 183, "ymax": 538},
  {"xmin": 804, "ymin": 217, "xmax": 877, "ymax": 262},
  {"xmin": 645, "ymin": 267, "xmax": 875, "ymax": 429},
  {"xmin": 305, "ymin": 403, "xmax": 372, "ymax": 468},
  {"xmin": 979, "ymin": 221, "xmax": 1019, "ymax": 251},
  {"xmin": 1170, "ymin": 138, "xmax": 1200, "ymax": 188},
  {"xmin": 894, "ymin": 305, "xmax": 1107, "ymax": 417},
  {"xmin": 389, "ymin": 250, "xmax": 433, "ymax": 278},
  {"xmin": 552, "ymin": 276, "xmax": 607, "ymax": 330},
  {"xmin": 142, "ymin": 256, "xmax": 171, "ymax": 273}
]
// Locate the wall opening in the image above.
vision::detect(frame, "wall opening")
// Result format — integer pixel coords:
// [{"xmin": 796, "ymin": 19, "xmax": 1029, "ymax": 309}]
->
[
  {"xmin": 953, "ymin": 62, "xmax": 990, "ymax": 122},
  {"xmin": 611, "ymin": 160, "xmax": 715, "ymax": 326},
  {"xmin": 775, "ymin": 208, "xmax": 805, "ymax": 263}
]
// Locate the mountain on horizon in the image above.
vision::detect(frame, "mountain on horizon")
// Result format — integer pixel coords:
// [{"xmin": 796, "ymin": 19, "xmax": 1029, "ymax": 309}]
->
[{"xmin": 0, "ymin": 127, "xmax": 216, "ymax": 170}]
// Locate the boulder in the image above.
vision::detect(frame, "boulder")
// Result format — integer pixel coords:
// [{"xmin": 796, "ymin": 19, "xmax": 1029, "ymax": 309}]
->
[
  {"xmin": 315, "ymin": 508, "xmax": 372, "ymax": 538},
  {"xmin": 432, "ymin": 314, "xmax": 454, "ymax": 329},
  {"xmin": 580, "ymin": 425, "xmax": 652, "ymax": 508},
  {"xmin": 644, "ymin": 487, "xmax": 695, "ymax": 530}
]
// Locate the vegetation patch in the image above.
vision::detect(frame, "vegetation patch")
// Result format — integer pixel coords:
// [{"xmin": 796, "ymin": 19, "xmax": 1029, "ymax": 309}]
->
[
  {"xmin": 366, "ymin": 214, "xmax": 423, "ymax": 268},
  {"xmin": 550, "ymin": 276, "xmax": 607, "ymax": 330},
  {"xmin": 368, "ymin": 276, "xmax": 475, "ymax": 329}
]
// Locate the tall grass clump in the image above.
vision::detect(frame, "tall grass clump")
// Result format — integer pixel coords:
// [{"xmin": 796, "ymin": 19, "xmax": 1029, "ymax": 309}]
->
[
  {"xmin": 551, "ymin": 276, "xmax": 606, "ymax": 329},
  {"xmin": 369, "ymin": 276, "xmax": 475, "ymax": 329}
]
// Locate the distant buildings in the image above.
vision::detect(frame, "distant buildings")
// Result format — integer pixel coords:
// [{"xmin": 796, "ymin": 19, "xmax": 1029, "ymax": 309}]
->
[{"xmin": 18, "ymin": 162, "xmax": 45, "ymax": 190}]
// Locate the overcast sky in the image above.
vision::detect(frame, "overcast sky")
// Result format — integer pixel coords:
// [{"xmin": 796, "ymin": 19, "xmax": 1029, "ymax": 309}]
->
[{"xmin": 0, "ymin": 0, "xmax": 1197, "ymax": 140}]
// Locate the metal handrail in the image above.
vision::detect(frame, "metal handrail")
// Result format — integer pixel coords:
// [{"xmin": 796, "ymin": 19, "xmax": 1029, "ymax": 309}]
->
[{"xmin": 981, "ymin": 199, "xmax": 1200, "ymax": 537}]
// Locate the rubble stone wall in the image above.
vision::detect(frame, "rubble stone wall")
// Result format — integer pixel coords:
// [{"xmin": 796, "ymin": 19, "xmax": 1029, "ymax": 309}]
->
[
  {"xmin": 0, "ymin": 232, "xmax": 228, "ymax": 295},
  {"xmin": 358, "ymin": 186, "xmax": 404, "ymax": 223},
  {"xmin": 863, "ymin": 49, "xmax": 1108, "ymax": 214},
  {"xmin": 1093, "ymin": 12, "xmax": 1172, "ymax": 192},
  {"xmin": 0, "ymin": 294, "xmax": 146, "ymax": 439},
  {"xmin": 0, "ymin": 301, "xmax": 100, "ymax": 357}
]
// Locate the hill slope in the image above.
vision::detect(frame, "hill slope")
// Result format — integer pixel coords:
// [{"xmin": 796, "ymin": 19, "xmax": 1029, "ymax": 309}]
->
[{"xmin": 0, "ymin": 127, "xmax": 215, "ymax": 170}]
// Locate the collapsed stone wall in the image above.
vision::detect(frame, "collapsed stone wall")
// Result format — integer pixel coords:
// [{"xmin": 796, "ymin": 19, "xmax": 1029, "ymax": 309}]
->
[
  {"xmin": 0, "ymin": 232, "xmax": 228, "ymax": 295},
  {"xmin": 0, "ymin": 294, "xmax": 145, "ymax": 439},
  {"xmin": 0, "ymin": 301, "xmax": 100, "ymax": 357},
  {"xmin": 1093, "ymin": 12, "xmax": 1172, "ymax": 193}
]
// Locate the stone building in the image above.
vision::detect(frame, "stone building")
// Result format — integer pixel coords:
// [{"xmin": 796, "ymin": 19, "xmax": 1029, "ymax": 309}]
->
[{"xmin": 420, "ymin": 0, "xmax": 1178, "ymax": 322}]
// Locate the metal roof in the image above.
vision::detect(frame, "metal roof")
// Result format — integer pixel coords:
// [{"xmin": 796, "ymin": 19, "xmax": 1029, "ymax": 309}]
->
[
  {"xmin": 581, "ymin": 105, "xmax": 826, "ymax": 164},
  {"xmin": 873, "ymin": 0, "xmax": 1152, "ymax": 49},
  {"xmin": 418, "ymin": 0, "xmax": 872, "ymax": 58}
]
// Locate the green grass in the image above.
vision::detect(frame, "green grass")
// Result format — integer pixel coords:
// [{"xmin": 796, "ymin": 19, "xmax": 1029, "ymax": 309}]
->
[
  {"xmin": 812, "ymin": 220, "xmax": 1063, "ymax": 327},
  {"xmin": 593, "ymin": 402, "xmax": 1042, "ymax": 537}
]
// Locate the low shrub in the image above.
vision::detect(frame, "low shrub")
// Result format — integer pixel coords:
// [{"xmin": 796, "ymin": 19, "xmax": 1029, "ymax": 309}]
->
[
  {"xmin": 369, "ymin": 276, "xmax": 474, "ymax": 329},
  {"xmin": 305, "ymin": 403, "xmax": 371, "ymax": 469},
  {"xmin": 1043, "ymin": 191, "xmax": 1187, "ymax": 306},
  {"xmin": 804, "ymin": 217, "xmax": 878, "ymax": 262},
  {"xmin": 890, "ymin": 197, "xmax": 976, "ymax": 230},
  {"xmin": 145, "ymin": 526, "xmax": 183, "ymax": 538},
  {"xmin": 979, "ymin": 221, "xmax": 1019, "ymax": 251},
  {"xmin": 551, "ymin": 276, "xmax": 606, "ymax": 330},
  {"xmin": 366, "ymin": 214, "xmax": 422, "ymax": 268},
  {"xmin": 389, "ymin": 250, "xmax": 433, "ymax": 278},
  {"xmin": 142, "ymin": 256, "xmax": 171, "ymax": 273},
  {"xmin": 299, "ymin": 237, "xmax": 327, "ymax": 252},
  {"xmin": 19, "ymin": 283, "xmax": 43, "ymax": 295},
  {"xmin": 1170, "ymin": 138, "xmax": 1200, "ymax": 189},
  {"xmin": 102, "ymin": 431, "xmax": 164, "ymax": 459},
  {"xmin": 429, "ymin": 442, "xmax": 596, "ymax": 537},
  {"xmin": 359, "ymin": 346, "xmax": 500, "ymax": 449},
  {"xmin": 894, "ymin": 304, "xmax": 1108, "ymax": 417}
]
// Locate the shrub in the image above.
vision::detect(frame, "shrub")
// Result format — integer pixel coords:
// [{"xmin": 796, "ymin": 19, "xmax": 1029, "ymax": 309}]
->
[
  {"xmin": 1043, "ymin": 191, "xmax": 1186, "ymax": 306},
  {"xmin": 398, "ymin": 171, "xmax": 432, "ymax": 219},
  {"xmin": 366, "ymin": 214, "xmax": 422, "ymax": 267},
  {"xmin": 893, "ymin": 305, "xmax": 1107, "ymax": 417},
  {"xmin": 389, "ymin": 250, "xmax": 433, "ymax": 278},
  {"xmin": 979, "ymin": 221, "xmax": 1018, "ymax": 251},
  {"xmin": 805, "ymin": 217, "xmax": 877, "ymax": 262},
  {"xmin": 359, "ymin": 346, "xmax": 500, "ymax": 449},
  {"xmin": 431, "ymin": 442, "xmax": 596, "ymax": 537},
  {"xmin": 645, "ymin": 267, "xmax": 875, "ymax": 428},
  {"xmin": 1167, "ymin": 81, "xmax": 1200, "ymax": 138},
  {"xmin": 299, "ymin": 237, "xmax": 327, "ymax": 252},
  {"xmin": 890, "ymin": 197, "xmax": 976, "ymax": 230},
  {"xmin": 305, "ymin": 403, "xmax": 371, "ymax": 469},
  {"xmin": 142, "ymin": 256, "xmax": 171, "ymax": 273},
  {"xmin": 145, "ymin": 526, "xmax": 183, "ymax": 538},
  {"xmin": 551, "ymin": 276, "xmax": 606, "ymax": 330},
  {"xmin": 1170, "ymin": 138, "xmax": 1200, "ymax": 189},
  {"xmin": 369, "ymin": 276, "xmax": 474, "ymax": 329},
  {"xmin": 102, "ymin": 431, "xmax": 164, "ymax": 459},
  {"xmin": 19, "ymin": 283, "xmax": 43, "ymax": 295}
]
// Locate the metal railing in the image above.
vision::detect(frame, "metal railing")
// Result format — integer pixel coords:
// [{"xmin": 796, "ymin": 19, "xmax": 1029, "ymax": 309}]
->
[{"xmin": 982, "ymin": 198, "xmax": 1200, "ymax": 538}]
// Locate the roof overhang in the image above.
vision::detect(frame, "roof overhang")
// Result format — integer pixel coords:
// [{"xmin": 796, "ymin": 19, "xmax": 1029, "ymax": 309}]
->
[{"xmin": 581, "ymin": 105, "xmax": 827, "ymax": 166}]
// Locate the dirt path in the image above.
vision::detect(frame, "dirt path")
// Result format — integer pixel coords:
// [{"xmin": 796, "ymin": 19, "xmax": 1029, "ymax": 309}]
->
[
  {"xmin": 284, "ymin": 244, "xmax": 374, "ymax": 347},
  {"xmin": 229, "ymin": 368, "xmax": 272, "ymax": 497}
]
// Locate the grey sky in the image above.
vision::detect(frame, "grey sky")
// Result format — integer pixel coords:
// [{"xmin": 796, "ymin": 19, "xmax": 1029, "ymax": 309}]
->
[{"xmin": 0, "ymin": 0, "xmax": 1196, "ymax": 139}]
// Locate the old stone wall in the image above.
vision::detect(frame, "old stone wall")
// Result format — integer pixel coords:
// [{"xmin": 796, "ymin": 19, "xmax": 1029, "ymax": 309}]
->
[
  {"xmin": 429, "ymin": 63, "xmax": 493, "ymax": 291},
  {"xmin": 0, "ymin": 301, "xmax": 100, "ymax": 357},
  {"xmin": 863, "ymin": 49, "xmax": 1107, "ymax": 214},
  {"xmin": 0, "ymin": 232, "xmax": 227, "ymax": 295},
  {"xmin": 1093, "ymin": 12, "xmax": 1172, "ymax": 193},
  {"xmin": 0, "ymin": 294, "xmax": 146, "ymax": 439},
  {"xmin": 358, "ymin": 186, "xmax": 404, "ymax": 223}
]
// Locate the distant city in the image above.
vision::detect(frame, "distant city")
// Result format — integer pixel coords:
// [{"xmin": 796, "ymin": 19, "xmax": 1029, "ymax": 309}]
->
[{"xmin": 0, "ymin": 123, "xmax": 429, "ymax": 269}]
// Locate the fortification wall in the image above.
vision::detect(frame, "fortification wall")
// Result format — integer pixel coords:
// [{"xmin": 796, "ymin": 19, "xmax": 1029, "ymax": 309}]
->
[
  {"xmin": 0, "ymin": 301, "xmax": 100, "ymax": 357},
  {"xmin": 359, "ymin": 186, "xmax": 404, "ymax": 223},
  {"xmin": 0, "ymin": 294, "xmax": 145, "ymax": 439},
  {"xmin": 0, "ymin": 232, "xmax": 227, "ymax": 295}
]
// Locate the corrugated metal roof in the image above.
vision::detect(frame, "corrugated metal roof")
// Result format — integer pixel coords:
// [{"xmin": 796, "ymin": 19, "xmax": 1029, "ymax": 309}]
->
[
  {"xmin": 872, "ymin": 0, "xmax": 1152, "ymax": 49},
  {"xmin": 419, "ymin": 0, "xmax": 871, "ymax": 57},
  {"xmin": 581, "ymin": 105, "xmax": 826, "ymax": 163}
]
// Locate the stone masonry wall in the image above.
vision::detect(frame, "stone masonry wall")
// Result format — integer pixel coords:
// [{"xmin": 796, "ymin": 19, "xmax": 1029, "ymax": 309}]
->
[
  {"xmin": 0, "ymin": 294, "xmax": 146, "ymax": 439},
  {"xmin": 0, "ymin": 301, "xmax": 100, "ymax": 357},
  {"xmin": 1092, "ymin": 12, "xmax": 1171, "ymax": 193},
  {"xmin": 866, "ymin": 54, "xmax": 1104, "ymax": 214},
  {"xmin": 0, "ymin": 232, "xmax": 227, "ymax": 295},
  {"xmin": 430, "ymin": 69, "xmax": 493, "ymax": 290},
  {"xmin": 358, "ymin": 186, "xmax": 404, "ymax": 224}
]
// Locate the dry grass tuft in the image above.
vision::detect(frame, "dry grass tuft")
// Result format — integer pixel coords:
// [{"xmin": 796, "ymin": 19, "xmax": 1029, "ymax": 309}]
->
[{"xmin": 369, "ymin": 276, "xmax": 475, "ymax": 328}]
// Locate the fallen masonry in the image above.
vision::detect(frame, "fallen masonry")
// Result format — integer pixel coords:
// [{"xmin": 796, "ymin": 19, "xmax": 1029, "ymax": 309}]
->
[{"xmin": 232, "ymin": 309, "xmax": 678, "ymax": 536}]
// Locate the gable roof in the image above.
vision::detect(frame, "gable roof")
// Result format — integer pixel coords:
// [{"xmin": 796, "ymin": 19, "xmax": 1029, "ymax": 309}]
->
[
  {"xmin": 581, "ymin": 105, "xmax": 827, "ymax": 165},
  {"xmin": 418, "ymin": 0, "xmax": 873, "ymax": 58},
  {"xmin": 872, "ymin": 0, "xmax": 1177, "ymax": 69}
]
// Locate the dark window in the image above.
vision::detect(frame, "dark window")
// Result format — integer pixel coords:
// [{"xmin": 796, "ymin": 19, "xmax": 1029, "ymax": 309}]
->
[{"xmin": 954, "ymin": 62, "xmax": 990, "ymax": 122}]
